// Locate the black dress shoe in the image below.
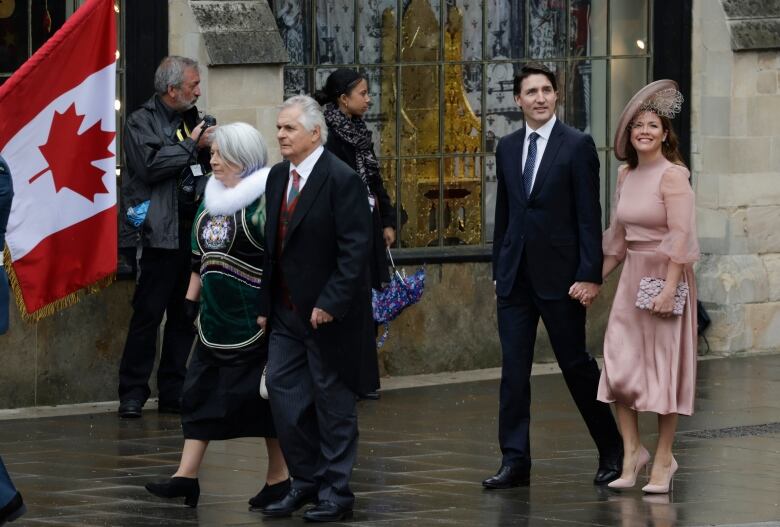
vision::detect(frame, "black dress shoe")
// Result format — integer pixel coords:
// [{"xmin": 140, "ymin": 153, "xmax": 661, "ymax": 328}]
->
[
  {"xmin": 482, "ymin": 464, "xmax": 531, "ymax": 489},
  {"xmin": 0, "ymin": 492, "xmax": 27, "ymax": 524},
  {"xmin": 594, "ymin": 464, "xmax": 621, "ymax": 485},
  {"xmin": 118, "ymin": 399, "xmax": 143, "ymax": 418},
  {"xmin": 594, "ymin": 448, "xmax": 624, "ymax": 485},
  {"xmin": 255, "ymin": 487, "xmax": 317, "ymax": 516},
  {"xmin": 145, "ymin": 477, "xmax": 200, "ymax": 507},
  {"xmin": 358, "ymin": 391, "xmax": 380, "ymax": 401},
  {"xmin": 248, "ymin": 478, "xmax": 291, "ymax": 509},
  {"xmin": 302, "ymin": 501, "xmax": 353, "ymax": 522}
]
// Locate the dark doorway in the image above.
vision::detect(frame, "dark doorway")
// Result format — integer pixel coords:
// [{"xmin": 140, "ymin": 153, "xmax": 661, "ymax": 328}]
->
[
  {"xmin": 653, "ymin": 0, "xmax": 692, "ymax": 166},
  {"xmin": 125, "ymin": 1, "xmax": 168, "ymax": 114}
]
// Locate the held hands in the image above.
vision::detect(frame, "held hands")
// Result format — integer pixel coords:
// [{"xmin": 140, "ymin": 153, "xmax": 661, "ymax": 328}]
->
[
  {"xmin": 310, "ymin": 307, "xmax": 333, "ymax": 329},
  {"xmin": 569, "ymin": 281, "xmax": 601, "ymax": 307}
]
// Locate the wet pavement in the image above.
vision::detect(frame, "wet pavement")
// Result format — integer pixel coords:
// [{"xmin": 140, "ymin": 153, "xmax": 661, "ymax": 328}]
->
[{"xmin": 1, "ymin": 354, "xmax": 779, "ymax": 526}]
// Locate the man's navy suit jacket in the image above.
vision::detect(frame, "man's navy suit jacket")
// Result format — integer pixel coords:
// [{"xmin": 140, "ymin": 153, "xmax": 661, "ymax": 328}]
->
[{"xmin": 492, "ymin": 119, "xmax": 603, "ymax": 300}]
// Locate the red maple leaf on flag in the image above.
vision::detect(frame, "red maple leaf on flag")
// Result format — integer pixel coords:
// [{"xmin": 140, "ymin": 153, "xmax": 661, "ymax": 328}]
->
[{"xmin": 32, "ymin": 103, "xmax": 115, "ymax": 202}]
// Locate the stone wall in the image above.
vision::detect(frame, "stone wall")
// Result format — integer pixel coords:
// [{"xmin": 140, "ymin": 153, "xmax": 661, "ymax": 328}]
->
[
  {"xmin": 1, "ymin": 283, "xmax": 133, "ymax": 408},
  {"xmin": 168, "ymin": 0, "xmax": 287, "ymax": 162},
  {"xmin": 692, "ymin": 0, "xmax": 780, "ymax": 353},
  {"xmin": 720, "ymin": 0, "xmax": 780, "ymax": 51},
  {"xmin": 377, "ymin": 262, "xmax": 619, "ymax": 376},
  {"xmin": 0, "ymin": 262, "xmax": 618, "ymax": 409}
]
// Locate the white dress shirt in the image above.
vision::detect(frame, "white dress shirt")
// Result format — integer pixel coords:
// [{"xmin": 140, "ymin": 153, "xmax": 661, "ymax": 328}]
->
[
  {"xmin": 287, "ymin": 145, "xmax": 324, "ymax": 196},
  {"xmin": 521, "ymin": 115, "xmax": 557, "ymax": 192}
]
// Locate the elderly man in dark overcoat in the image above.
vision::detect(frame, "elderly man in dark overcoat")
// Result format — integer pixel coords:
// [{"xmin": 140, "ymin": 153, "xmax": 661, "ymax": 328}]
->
[{"xmin": 256, "ymin": 95, "xmax": 375, "ymax": 522}]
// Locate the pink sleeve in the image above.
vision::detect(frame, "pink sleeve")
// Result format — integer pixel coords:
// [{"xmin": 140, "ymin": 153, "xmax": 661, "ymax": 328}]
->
[
  {"xmin": 658, "ymin": 165, "xmax": 700, "ymax": 264},
  {"xmin": 602, "ymin": 165, "xmax": 628, "ymax": 261}
]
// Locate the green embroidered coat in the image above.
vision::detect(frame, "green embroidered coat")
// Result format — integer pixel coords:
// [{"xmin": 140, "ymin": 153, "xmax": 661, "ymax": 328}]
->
[{"xmin": 192, "ymin": 195, "xmax": 266, "ymax": 355}]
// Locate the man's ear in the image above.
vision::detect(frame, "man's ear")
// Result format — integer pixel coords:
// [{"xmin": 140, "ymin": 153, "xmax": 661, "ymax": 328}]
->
[{"xmin": 312, "ymin": 125, "xmax": 321, "ymax": 143}]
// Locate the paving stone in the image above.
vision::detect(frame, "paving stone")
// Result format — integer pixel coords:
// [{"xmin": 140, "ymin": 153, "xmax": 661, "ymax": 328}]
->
[{"xmin": 2, "ymin": 354, "xmax": 780, "ymax": 526}]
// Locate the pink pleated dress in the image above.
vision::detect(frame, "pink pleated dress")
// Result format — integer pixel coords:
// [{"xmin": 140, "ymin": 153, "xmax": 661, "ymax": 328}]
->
[{"xmin": 597, "ymin": 157, "xmax": 699, "ymax": 415}]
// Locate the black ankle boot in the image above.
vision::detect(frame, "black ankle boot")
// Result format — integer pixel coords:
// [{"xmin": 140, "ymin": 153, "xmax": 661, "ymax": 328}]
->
[
  {"xmin": 145, "ymin": 476, "xmax": 200, "ymax": 507},
  {"xmin": 248, "ymin": 478, "xmax": 291, "ymax": 509}
]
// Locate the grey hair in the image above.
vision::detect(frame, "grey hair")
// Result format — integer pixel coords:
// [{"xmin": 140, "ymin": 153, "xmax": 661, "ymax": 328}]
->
[
  {"xmin": 154, "ymin": 56, "xmax": 199, "ymax": 95},
  {"xmin": 214, "ymin": 122, "xmax": 268, "ymax": 176},
  {"xmin": 280, "ymin": 95, "xmax": 328, "ymax": 144}
]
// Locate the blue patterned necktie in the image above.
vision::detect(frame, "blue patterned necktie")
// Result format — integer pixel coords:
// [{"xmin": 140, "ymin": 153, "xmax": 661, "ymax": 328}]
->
[{"xmin": 522, "ymin": 132, "xmax": 539, "ymax": 198}]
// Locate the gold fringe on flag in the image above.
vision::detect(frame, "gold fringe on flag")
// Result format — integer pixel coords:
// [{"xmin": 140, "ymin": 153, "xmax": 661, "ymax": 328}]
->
[{"xmin": 3, "ymin": 246, "xmax": 116, "ymax": 322}]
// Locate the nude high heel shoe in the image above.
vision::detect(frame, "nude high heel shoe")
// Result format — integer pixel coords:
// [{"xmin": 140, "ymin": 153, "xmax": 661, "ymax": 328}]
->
[
  {"xmin": 642, "ymin": 456, "xmax": 678, "ymax": 494},
  {"xmin": 608, "ymin": 446, "xmax": 650, "ymax": 489}
]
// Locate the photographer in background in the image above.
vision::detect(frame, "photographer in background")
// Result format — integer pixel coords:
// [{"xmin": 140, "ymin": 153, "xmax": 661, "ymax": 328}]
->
[{"xmin": 117, "ymin": 55, "xmax": 215, "ymax": 419}]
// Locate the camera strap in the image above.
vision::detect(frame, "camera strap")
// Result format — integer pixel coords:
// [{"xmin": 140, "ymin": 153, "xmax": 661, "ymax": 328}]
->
[{"xmin": 175, "ymin": 120, "xmax": 191, "ymax": 142}]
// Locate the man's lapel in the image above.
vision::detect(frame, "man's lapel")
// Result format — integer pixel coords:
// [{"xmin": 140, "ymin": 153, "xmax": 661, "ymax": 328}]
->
[
  {"xmin": 530, "ymin": 120, "xmax": 564, "ymax": 199},
  {"xmin": 508, "ymin": 128, "xmax": 527, "ymax": 201},
  {"xmin": 284, "ymin": 151, "xmax": 328, "ymax": 246}
]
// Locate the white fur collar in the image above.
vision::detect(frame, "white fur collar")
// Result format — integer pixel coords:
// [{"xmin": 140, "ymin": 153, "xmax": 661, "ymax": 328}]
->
[{"xmin": 204, "ymin": 167, "xmax": 269, "ymax": 216}]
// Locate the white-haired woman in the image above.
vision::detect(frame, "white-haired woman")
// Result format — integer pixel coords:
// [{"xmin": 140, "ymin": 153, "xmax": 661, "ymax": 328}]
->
[{"xmin": 146, "ymin": 123, "xmax": 289, "ymax": 508}]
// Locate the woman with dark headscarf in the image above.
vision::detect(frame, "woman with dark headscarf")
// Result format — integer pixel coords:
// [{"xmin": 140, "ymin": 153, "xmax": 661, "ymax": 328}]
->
[{"xmin": 314, "ymin": 69, "xmax": 396, "ymax": 398}]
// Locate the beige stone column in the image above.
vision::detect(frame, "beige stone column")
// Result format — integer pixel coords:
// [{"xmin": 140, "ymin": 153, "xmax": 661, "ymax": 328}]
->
[
  {"xmin": 168, "ymin": 0, "xmax": 288, "ymax": 163},
  {"xmin": 692, "ymin": 0, "xmax": 780, "ymax": 354}
]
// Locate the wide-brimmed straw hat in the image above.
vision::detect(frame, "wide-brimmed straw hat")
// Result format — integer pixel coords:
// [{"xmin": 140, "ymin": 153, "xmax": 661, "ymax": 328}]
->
[{"xmin": 613, "ymin": 79, "xmax": 683, "ymax": 160}]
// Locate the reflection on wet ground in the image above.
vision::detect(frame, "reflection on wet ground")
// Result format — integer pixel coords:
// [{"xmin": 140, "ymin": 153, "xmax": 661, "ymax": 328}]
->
[{"xmin": 2, "ymin": 354, "xmax": 779, "ymax": 526}]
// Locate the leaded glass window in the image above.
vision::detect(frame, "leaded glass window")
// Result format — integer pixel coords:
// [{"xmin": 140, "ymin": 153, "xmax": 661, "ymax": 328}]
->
[{"xmin": 273, "ymin": 0, "xmax": 651, "ymax": 250}]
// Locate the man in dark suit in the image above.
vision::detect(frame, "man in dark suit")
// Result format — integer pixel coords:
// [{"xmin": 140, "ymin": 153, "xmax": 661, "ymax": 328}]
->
[
  {"xmin": 485, "ymin": 63, "xmax": 623, "ymax": 489},
  {"xmin": 256, "ymin": 95, "xmax": 375, "ymax": 522}
]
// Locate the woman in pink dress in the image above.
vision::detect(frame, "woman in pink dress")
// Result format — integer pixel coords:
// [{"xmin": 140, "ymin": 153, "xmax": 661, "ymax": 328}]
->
[{"xmin": 595, "ymin": 81, "xmax": 698, "ymax": 494}]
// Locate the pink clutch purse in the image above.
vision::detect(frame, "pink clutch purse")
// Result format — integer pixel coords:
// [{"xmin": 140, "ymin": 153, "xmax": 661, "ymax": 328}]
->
[{"xmin": 635, "ymin": 277, "xmax": 689, "ymax": 316}]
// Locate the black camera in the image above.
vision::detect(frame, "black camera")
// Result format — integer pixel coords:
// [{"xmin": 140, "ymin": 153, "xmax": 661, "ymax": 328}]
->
[{"xmin": 201, "ymin": 114, "xmax": 216, "ymax": 132}]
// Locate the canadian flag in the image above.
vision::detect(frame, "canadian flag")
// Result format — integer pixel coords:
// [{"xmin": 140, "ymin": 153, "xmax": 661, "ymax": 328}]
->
[{"xmin": 0, "ymin": 0, "xmax": 117, "ymax": 319}]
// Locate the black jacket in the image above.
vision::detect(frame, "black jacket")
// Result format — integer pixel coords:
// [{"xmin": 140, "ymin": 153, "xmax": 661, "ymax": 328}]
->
[
  {"xmin": 119, "ymin": 95, "xmax": 209, "ymax": 249},
  {"xmin": 325, "ymin": 131, "xmax": 396, "ymax": 287},
  {"xmin": 258, "ymin": 150, "xmax": 377, "ymax": 394}
]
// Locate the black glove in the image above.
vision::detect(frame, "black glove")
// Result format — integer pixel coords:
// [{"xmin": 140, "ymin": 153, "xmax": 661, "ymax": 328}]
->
[{"xmin": 184, "ymin": 298, "xmax": 199, "ymax": 325}]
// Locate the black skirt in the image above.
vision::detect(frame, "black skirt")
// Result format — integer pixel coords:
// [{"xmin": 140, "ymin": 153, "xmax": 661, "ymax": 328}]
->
[{"xmin": 181, "ymin": 342, "xmax": 276, "ymax": 440}]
